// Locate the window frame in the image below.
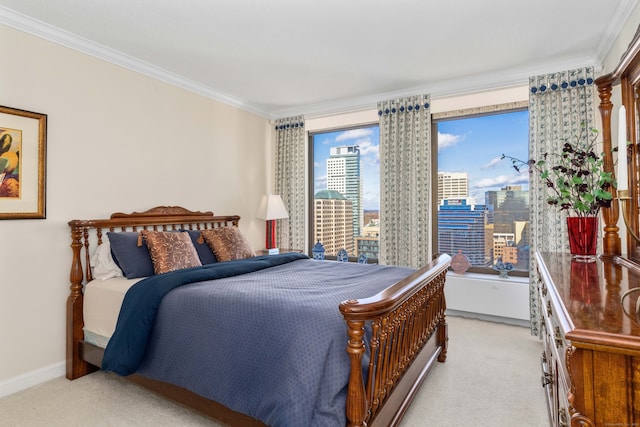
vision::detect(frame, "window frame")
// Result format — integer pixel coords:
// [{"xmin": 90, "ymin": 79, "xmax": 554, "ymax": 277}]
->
[
  {"xmin": 432, "ymin": 101, "xmax": 529, "ymax": 277},
  {"xmin": 307, "ymin": 123, "xmax": 380, "ymax": 262}
]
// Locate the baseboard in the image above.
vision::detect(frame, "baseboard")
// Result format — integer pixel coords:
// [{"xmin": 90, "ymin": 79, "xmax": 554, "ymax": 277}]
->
[
  {"xmin": 0, "ymin": 362, "xmax": 65, "ymax": 399},
  {"xmin": 447, "ymin": 309, "xmax": 531, "ymax": 328}
]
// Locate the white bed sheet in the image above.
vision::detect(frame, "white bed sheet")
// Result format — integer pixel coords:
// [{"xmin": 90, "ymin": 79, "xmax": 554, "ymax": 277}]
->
[{"xmin": 83, "ymin": 276, "xmax": 142, "ymax": 348}]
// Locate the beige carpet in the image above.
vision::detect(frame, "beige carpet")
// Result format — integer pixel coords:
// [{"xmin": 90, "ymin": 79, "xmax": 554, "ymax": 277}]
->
[{"xmin": 0, "ymin": 316, "xmax": 549, "ymax": 426}]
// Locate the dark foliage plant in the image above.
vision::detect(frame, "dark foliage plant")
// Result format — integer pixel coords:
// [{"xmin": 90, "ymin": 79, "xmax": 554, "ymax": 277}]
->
[{"xmin": 502, "ymin": 127, "xmax": 615, "ymax": 217}]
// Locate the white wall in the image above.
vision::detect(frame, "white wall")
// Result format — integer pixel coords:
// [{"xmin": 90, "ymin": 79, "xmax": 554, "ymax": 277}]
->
[
  {"xmin": 0, "ymin": 24, "xmax": 271, "ymax": 394},
  {"xmin": 445, "ymin": 273, "xmax": 530, "ymax": 326}
]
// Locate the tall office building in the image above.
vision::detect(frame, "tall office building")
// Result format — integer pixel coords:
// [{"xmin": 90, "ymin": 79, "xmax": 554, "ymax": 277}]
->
[
  {"xmin": 327, "ymin": 146, "xmax": 362, "ymax": 238},
  {"xmin": 314, "ymin": 190, "xmax": 355, "ymax": 256},
  {"xmin": 438, "ymin": 198, "xmax": 491, "ymax": 266},
  {"xmin": 485, "ymin": 185, "xmax": 529, "ymax": 236},
  {"xmin": 437, "ymin": 172, "xmax": 469, "ymax": 205},
  {"xmin": 485, "ymin": 185, "xmax": 529, "ymax": 267}
]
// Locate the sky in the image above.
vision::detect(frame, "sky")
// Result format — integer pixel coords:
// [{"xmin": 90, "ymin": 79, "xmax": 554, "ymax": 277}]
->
[
  {"xmin": 313, "ymin": 126, "xmax": 380, "ymax": 210},
  {"xmin": 312, "ymin": 109, "xmax": 530, "ymax": 210},
  {"xmin": 438, "ymin": 110, "xmax": 530, "ymax": 203}
]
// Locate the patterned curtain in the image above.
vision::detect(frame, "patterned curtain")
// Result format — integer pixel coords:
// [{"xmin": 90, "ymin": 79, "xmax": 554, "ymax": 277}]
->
[
  {"xmin": 378, "ymin": 95, "xmax": 432, "ymax": 268},
  {"xmin": 274, "ymin": 116, "xmax": 306, "ymax": 251},
  {"xmin": 528, "ymin": 67, "xmax": 595, "ymax": 335}
]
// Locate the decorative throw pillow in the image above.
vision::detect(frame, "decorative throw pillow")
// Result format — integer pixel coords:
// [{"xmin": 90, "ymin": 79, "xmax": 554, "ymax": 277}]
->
[
  {"xmin": 200, "ymin": 227, "xmax": 256, "ymax": 262},
  {"xmin": 181, "ymin": 229, "xmax": 218, "ymax": 265},
  {"xmin": 107, "ymin": 231, "xmax": 155, "ymax": 279},
  {"xmin": 90, "ymin": 235, "xmax": 123, "ymax": 280},
  {"xmin": 141, "ymin": 230, "xmax": 202, "ymax": 275}
]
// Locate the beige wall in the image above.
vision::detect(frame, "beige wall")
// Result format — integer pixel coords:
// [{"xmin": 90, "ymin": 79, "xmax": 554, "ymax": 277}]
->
[{"xmin": 0, "ymin": 24, "xmax": 271, "ymax": 391}]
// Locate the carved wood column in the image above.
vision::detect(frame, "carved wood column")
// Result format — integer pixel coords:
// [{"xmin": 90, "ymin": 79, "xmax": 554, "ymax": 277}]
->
[
  {"xmin": 344, "ymin": 318, "xmax": 367, "ymax": 427},
  {"xmin": 596, "ymin": 75, "xmax": 622, "ymax": 255},
  {"xmin": 67, "ymin": 223, "xmax": 94, "ymax": 379}
]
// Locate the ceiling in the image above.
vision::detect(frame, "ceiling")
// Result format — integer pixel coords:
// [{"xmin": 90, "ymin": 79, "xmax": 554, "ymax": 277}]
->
[{"xmin": 0, "ymin": 0, "xmax": 638, "ymax": 119}]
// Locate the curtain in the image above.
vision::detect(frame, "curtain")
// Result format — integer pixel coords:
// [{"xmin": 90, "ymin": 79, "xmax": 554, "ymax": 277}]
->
[
  {"xmin": 378, "ymin": 95, "xmax": 432, "ymax": 268},
  {"xmin": 274, "ymin": 116, "xmax": 306, "ymax": 251},
  {"xmin": 528, "ymin": 67, "xmax": 595, "ymax": 335}
]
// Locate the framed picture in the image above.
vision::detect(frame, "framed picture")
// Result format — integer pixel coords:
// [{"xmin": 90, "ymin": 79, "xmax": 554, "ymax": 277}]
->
[{"xmin": 0, "ymin": 105, "xmax": 47, "ymax": 219}]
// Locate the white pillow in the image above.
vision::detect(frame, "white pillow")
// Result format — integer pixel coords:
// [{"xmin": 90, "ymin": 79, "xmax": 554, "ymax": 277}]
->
[{"xmin": 90, "ymin": 237, "xmax": 123, "ymax": 281}]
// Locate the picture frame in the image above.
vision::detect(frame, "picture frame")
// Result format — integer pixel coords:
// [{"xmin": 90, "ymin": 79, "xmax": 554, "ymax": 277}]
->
[{"xmin": 0, "ymin": 105, "xmax": 47, "ymax": 219}]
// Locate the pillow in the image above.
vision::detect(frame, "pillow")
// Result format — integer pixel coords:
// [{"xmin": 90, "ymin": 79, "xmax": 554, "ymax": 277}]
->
[
  {"xmin": 200, "ymin": 227, "xmax": 256, "ymax": 262},
  {"xmin": 141, "ymin": 230, "xmax": 202, "ymax": 275},
  {"xmin": 181, "ymin": 229, "xmax": 218, "ymax": 265},
  {"xmin": 89, "ymin": 235, "xmax": 123, "ymax": 280},
  {"xmin": 107, "ymin": 231, "xmax": 155, "ymax": 279}
]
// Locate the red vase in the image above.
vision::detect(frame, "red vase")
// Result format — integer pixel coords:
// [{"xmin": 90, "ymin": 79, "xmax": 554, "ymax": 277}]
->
[{"xmin": 567, "ymin": 216, "xmax": 598, "ymax": 262}]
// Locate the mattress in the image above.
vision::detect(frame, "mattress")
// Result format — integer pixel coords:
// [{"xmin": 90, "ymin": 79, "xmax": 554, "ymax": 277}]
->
[{"xmin": 83, "ymin": 276, "xmax": 141, "ymax": 347}]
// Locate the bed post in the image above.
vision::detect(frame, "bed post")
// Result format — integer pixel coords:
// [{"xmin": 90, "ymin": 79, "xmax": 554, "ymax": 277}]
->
[
  {"xmin": 66, "ymin": 221, "xmax": 96, "ymax": 379},
  {"xmin": 344, "ymin": 317, "xmax": 368, "ymax": 427},
  {"xmin": 437, "ymin": 320, "xmax": 448, "ymax": 362}
]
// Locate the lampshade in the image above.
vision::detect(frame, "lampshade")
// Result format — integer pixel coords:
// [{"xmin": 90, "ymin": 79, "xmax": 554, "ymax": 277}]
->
[{"xmin": 257, "ymin": 194, "xmax": 289, "ymax": 220}]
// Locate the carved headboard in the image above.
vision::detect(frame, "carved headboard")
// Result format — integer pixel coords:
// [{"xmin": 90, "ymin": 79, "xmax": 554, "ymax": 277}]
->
[
  {"xmin": 66, "ymin": 205, "xmax": 240, "ymax": 379},
  {"xmin": 596, "ymin": 25, "xmax": 640, "ymax": 260}
]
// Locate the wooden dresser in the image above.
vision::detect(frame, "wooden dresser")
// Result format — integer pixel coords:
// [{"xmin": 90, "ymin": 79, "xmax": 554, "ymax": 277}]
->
[{"xmin": 536, "ymin": 251, "xmax": 640, "ymax": 426}]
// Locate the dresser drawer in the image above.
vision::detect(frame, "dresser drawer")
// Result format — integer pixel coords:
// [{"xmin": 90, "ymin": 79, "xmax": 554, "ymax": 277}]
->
[{"xmin": 538, "ymin": 278, "xmax": 570, "ymax": 379}]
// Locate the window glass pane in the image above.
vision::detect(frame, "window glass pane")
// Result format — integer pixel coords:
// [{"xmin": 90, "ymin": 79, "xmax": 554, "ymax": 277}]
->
[
  {"xmin": 437, "ymin": 110, "xmax": 529, "ymax": 272},
  {"xmin": 311, "ymin": 125, "xmax": 380, "ymax": 260}
]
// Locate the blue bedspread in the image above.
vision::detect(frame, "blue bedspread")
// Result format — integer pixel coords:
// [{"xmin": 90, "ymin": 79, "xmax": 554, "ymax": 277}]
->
[
  {"xmin": 103, "ymin": 253, "xmax": 308, "ymax": 375},
  {"xmin": 103, "ymin": 254, "xmax": 414, "ymax": 427}
]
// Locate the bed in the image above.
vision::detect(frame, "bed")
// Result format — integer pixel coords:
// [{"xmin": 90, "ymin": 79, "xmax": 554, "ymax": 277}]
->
[{"xmin": 66, "ymin": 206, "xmax": 451, "ymax": 427}]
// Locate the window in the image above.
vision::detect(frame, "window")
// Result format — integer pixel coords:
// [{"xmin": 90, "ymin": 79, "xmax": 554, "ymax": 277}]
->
[
  {"xmin": 309, "ymin": 125, "xmax": 380, "ymax": 261},
  {"xmin": 307, "ymin": 104, "xmax": 529, "ymax": 273},
  {"xmin": 435, "ymin": 107, "xmax": 529, "ymax": 274}
]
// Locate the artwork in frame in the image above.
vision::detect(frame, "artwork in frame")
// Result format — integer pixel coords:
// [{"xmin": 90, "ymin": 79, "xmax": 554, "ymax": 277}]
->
[{"xmin": 0, "ymin": 105, "xmax": 47, "ymax": 219}]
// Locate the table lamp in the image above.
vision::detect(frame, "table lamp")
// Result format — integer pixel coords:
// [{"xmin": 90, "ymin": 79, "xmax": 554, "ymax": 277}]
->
[{"xmin": 257, "ymin": 194, "xmax": 289, "ymax": 254}]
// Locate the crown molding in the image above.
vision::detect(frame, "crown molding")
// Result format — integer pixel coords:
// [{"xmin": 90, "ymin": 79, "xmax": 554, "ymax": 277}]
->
[
  {"xmin": 593, "ymin": 0, "xmax": 640, "ymax": 65},
  {"xmin": 0, "ymin": 5, "xmax": 271, "ymax": 118},
  {"xmin": 275, "ymin": 55, "xmax": 601, "ymax": 120}
]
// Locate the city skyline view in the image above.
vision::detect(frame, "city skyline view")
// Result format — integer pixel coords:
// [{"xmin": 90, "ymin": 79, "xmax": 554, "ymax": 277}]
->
[
  {"xmin": 313, "ymin": 109, "xmax": 530, "ymax": 211},
  {"xmin": 313, "ymin": 125, "xmax": 380, "ymax": 210},
  {"xmin": 438, "ymin": 110, "xmax": 529, "ymax": 203}
]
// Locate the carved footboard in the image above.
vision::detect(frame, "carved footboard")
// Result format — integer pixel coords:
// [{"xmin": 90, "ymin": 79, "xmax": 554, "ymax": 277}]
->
[{"xmin": 339, "ymin": 253, "xmax": 451, "ymax": 427}]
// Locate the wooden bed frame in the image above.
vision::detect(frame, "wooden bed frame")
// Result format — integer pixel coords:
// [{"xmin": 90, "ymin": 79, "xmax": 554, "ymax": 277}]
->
[{"xmin": 66, "ymin": 206, "xmax": 451, "ymax": 427}]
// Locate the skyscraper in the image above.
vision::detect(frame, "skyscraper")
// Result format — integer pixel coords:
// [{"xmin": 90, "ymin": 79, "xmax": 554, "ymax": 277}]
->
[
  {"xmin": 314, "ymin": 189, "xmax": 355, "ymax": 256},
  {"xmin": 485, "ymin": 185, "xmax": 529, "ymax": 236},
  {"xmin": 437, "ymin": 172, "xmax": 469, "ymax": 205},
  {"xmin": 438, "ymin": 198, "xmax": 491, "ymax": 266},
  {"xmin": 327, "ymin": 145, "xmax": 362, "ymax": 238}
]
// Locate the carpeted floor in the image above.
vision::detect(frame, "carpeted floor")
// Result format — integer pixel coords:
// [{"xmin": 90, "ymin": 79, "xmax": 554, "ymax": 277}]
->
[{"xmin": 0, "ymin": 316, "xmax": 549, "ymax": 426}]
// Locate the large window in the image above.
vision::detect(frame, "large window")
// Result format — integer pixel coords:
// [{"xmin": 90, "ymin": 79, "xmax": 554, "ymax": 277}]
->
[
  {"xmin": 309, "ymin": 125, "xmax": 380, "ymax": 260},
  {"xmin": 307, "ymin": 106, "xmax": 529, "ymax": 273},
  {"xmin": 435, "ymin": 108, "xmax": 530, "ymax": 274}
]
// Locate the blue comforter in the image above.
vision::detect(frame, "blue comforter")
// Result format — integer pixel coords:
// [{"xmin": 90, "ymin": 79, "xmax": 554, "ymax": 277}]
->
[{"xmin": 103, "ymin": 254, "xmax": 414, "ymax": 427}]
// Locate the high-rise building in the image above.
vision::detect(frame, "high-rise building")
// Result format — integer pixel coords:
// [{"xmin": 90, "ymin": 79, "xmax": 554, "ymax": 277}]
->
[
  {"xmin": 437, "ymin": 172, "xmax": 469, "ymax": 205},
  {"xmin": 485, "ymin": 185, "xmax": 529, "ymax": 237},
  {"xmin": 438, "ymin": 198, "xmax": 491, "ymax": 266},
  {"xmin": 327, "ymin": 146, "xmax": 362, "ymax": 238},
  {"xmin": 314, "ymin": 190, "xmax": 355, "ymax": 256}
]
